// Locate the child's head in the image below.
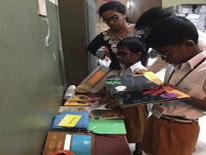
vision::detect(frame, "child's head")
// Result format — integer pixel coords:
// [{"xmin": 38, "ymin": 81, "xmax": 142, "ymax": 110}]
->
[
  {"xmin": 135, "ymin": 7, "xmax": 172, "ymax": 39},
  {"xmin": 146, "ymin": 16, "xmax": 200, "ymax": 64},
  {"xmin": 116, "ymin": 37, "xmax": 147, "ymax": 68}
]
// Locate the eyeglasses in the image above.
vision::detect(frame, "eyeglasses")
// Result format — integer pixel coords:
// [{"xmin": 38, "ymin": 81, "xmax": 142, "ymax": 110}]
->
[
  {"xmin": 157, "ymin": 45, "xmax": 180, "ymax": 58},
  {"xmin": 103, "ymin": 15, "xmax": 120, "ymax": 23}
]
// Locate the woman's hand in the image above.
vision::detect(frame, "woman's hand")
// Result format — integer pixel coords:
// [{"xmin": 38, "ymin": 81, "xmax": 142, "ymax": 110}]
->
[{"xmin": 96, "ymin": 46, "xmax": 110, "ymax": 59}]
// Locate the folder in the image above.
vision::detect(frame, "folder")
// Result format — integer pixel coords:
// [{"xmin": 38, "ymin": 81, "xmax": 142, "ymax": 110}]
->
[
  {"xmin": 89, "ymin": 119, "xmax": 126, "ymax": 134},
  {"xmin": 52, "ymin": 111, "xmax": 89, "ymax": 130},
  {"xmin": 95, "ymin": 135, "xmax": 132, "ymax": 155}
]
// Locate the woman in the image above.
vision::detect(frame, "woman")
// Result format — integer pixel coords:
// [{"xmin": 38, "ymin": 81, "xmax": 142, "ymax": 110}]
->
[{"xmin": 88, "ymin": 1, "xmax": 145, "ymax": 70}]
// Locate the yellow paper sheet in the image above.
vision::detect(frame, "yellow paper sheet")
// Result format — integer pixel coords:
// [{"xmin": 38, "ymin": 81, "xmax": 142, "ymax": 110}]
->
[
  {"xmin": 58, "ymin": 114, "xmax": 81, "ymax": 127},
  {"xmin": 143, "ymin": 71, "xmax": 163, "ymax": 85}
]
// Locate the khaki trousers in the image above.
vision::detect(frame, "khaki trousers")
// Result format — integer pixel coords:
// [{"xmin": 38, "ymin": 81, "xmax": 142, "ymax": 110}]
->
[
  {"xmin": 143, "ymin": 115, "xmax": 200, "ymax": 155},
  {"xmin": 122, "ymin": 105, "xmax": 147, "ymax": 143}
]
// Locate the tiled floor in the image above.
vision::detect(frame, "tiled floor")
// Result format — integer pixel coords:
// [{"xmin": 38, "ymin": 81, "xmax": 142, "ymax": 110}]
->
[{"xmin": 129, "ymin": 116, "xmax": 206, "ymax": 155}]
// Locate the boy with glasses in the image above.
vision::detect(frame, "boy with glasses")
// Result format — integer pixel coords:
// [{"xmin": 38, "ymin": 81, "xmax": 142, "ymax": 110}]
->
[{"xmin": 142, "ymin": 16, "xmax": 206, "ymax": 155}]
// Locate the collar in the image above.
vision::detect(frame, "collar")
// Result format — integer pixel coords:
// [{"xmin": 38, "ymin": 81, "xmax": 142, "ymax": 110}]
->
[
  {"xmin": 187, "ymin": 50, "xmax": 206, "ymax": 69},
  {"xmin": 126, "ymin": 61, "xmax": 146, "ymax": 73},
  {"xmin": 174, "ymin": 50, "xmax": 206, "ymax": 70}
]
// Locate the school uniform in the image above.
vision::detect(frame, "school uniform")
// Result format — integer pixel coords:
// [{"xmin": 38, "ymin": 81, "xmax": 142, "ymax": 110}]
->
[
  {"xmin": 143, "ymin": 51, "xmax": 206, "ymax": 155},
  {"xmin": 121, "ymin": 61, "xmax": 147, "ymax": 143}
]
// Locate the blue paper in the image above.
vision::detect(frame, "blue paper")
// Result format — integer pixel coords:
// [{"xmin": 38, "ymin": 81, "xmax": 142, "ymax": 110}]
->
[{"xmin": 71, "ymin": 134, "xmax": 91, "ymax": 155}]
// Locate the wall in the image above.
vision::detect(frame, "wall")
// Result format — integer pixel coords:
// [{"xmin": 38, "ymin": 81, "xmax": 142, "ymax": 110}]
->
[
  {"xmin": 126, "ymin": 0, "xmax": 161, "ymax": 23},
  {"xmin": 162, "ymin": 0, "xmax": 206, "ymax": 8},
  {"xmin": 0, "ymin": 0, "xmax": 65, "ymax": 154},
  {"xmin": 58, "ymin": 0, "xmax": 97, "ymax": 85}
]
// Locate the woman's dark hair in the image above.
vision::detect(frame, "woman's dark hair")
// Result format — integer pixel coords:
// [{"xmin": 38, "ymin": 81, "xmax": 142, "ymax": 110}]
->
[
  {"xmin": 98, "ymin": 1, "xmax": 126, "ymax": 17},
  {"xmin": 146, "ymin": 16, "xmax": 199, "ymax": 48},
  {"xmin": 117, "ymin": 37, "xmax": 148, "ymax": 65},
  {"xmin": 135, "ymin": 7, "xmax": 172, "ymax": 30}
]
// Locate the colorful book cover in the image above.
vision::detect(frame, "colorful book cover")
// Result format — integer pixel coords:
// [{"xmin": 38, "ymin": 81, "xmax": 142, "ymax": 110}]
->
[
  {"xmin": 106, "ymin": 72, "xmax": 190, "ymax": 107},
  {"xmin": 71, "ymin": 134, "xmax": 92, "ymax": 155},
  {"xmin": 52, "ymin": 111, "xmax": 89, "ymax": 129},
  {"xmin": 76, "ymin": 65, "xmax": 120, "ymax": 93},
  {"xmin": 58, "ymin": 114, "xmax": 82, "ymax": 127},
  {"xmin": 64, "ymin": 101, "xmax": 91, "ymax": 107},
  {"xmin": 90, "ymin": 109, "xmax": 124, "ymax": 120},
  {"xmin": 89, "ymin": 119, "xmax": 126, "ymax": 134},
  {"xmin": 64, "ymin": 94, "xmax": 103, "ymax": 106},
  {"xmin": 66, "ymin": 95, "xmax": 97, "ymax": 102},
  {"xmin": 58, "ymin": 106, "xmax": 87, "ymax": 113},
  {"xmin": 43, "ymin": 131, "xmax": 93, "ymax": 155},
  {"xmin": 85, "ymin": 101, "xmax": 124, "ymax": 120}
]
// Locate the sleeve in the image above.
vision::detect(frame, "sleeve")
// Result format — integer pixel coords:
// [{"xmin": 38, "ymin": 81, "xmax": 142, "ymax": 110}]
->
[{"xmin": 87, "ymin": 33, "xmax": 106, "ymax": 56}]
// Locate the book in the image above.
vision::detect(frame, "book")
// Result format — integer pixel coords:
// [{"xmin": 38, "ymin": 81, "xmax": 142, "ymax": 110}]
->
[
  {"xmin": 71, "ymin": 134, "xmax": 92, "ymax": 155},
  {"xmin": 105, "ymin": 72, "xmax": 190, "ymax": 107},
  {"xmin": 58, "ymin": 114, "xmax": 82, "ymax": 127},
  {"xmin": 89, "ymin": 119, "xmax": 126, "ymax": 134},
  {"xmin": 57, "ymin": 106, "xmax": 87, "ymax": 113},
  {"xmin": 94, "ymin": 135, "xmax": 132, "ymax": 155},
  {"xmin": 66, "ymin": 95, "xmax": 100, "ymax": 102},
  {"xmin": 76, "ymin": 66, "xmax": 120, "ymax": 94},
  {"xmin": 64, "ymin": 94, "xmax": 102, "ymax": 107},
  {"xmin": 52, "ymin": 111, "xmax": 89, "ymax": 130},
  {"xmin": 43, "ymin": 131, "xmax": 93, "ymax": 155},
  {"xmin": 85, "ymin": 101, "xmax": 124, "ymax": 120},
  {"xmin": 64, "ymin": 94, "xmax": 104, "ymax": 107},
  {"xmin": 90, "ymin": 109, "xmax": 124, "ymax": 120},
  {"xmin": 64, "ymin": 101, "xmax": 91, "ymax": 107}
]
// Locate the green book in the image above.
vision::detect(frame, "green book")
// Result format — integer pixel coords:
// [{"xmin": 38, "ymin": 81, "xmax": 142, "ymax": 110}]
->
[{"xmin": 89, "ymin": 119, "xmax": 126, "ymax": 134}]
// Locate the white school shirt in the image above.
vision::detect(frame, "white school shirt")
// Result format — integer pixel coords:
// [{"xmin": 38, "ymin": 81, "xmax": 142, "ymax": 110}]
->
[
  {"xmin": 162, "ymin": 51, "xmax": 206, "ymax": 119},
  {"xmin": 120, "ymin": 61, "xmax": 146, "ymax": 75}
]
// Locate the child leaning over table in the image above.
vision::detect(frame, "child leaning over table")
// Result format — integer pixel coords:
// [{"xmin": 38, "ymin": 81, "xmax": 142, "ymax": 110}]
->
[
  {"xmin": 142, "ymin": 16, "xmax": 206, "ymax": 155},
  {"xmin": 110, "ymin": 36, "xmax": 148, "ymax": 155}
]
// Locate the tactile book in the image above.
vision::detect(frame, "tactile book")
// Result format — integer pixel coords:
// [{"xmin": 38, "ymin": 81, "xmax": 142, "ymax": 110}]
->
[
  {"xmin": 105, "ymin": 72, "xmax": 190, "ymax": 107},
  {"xmin": 76, "ymin": 66, "xmax": 120, "ymax": 93}
]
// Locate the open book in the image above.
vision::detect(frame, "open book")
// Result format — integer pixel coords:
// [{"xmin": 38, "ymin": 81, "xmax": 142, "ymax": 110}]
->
[
  {"xmin": 105, "ymin": 72, "xmax": 190, "ymax": 107},
  {"xmin": 64, "ymin": 94, "xmax": 103, "ymax": 107},
  {"xmin": 76, "ymin": 65, "xmax": 120, "ymax": 94},
  {"xmin": 85, "ymin": 101, "xmax": 124, "ymax": 120}
]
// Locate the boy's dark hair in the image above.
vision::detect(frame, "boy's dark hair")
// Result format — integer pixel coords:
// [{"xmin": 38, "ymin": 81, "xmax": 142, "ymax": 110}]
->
[
  {"xmin": 135, "ymin": 7, "xmax": 172, "ymax": 30},
  {"xmin": 117, "ymin": 37, "xmax": 147, "ymax": 57},
  {"xmin": 146, "ymin": 16, "xmax": 199, "ymax": 48},
  {"xmin": 98, "ymin": 1, "xmax": 126, "ymax": 17}
]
